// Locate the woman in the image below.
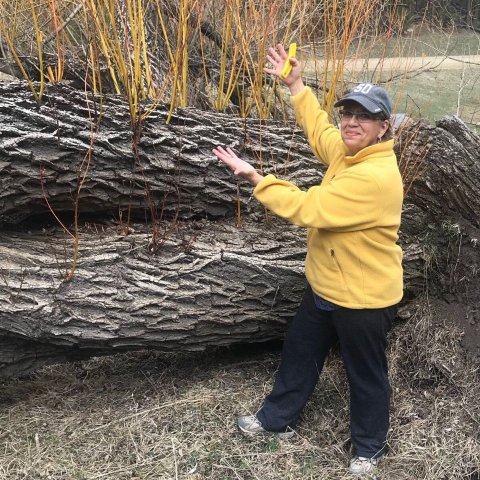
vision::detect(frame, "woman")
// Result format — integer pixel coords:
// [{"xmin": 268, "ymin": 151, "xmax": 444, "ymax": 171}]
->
[{"xmin": 213, "ymin": 44, "xmax": 403, "ymax": 477}]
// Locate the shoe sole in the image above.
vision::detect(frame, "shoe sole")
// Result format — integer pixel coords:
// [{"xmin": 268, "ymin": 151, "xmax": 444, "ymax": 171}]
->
[{"xmin": 238, "ymin": 425, "xmax": 295, "ymax": 439}]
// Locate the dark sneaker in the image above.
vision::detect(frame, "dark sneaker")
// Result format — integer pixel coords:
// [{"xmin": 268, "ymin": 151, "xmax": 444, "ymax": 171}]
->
[
  {"xmin": 349, "ymin": 455, "xmax": 382, "ymax": 476},
  {"xmin": 237, "ymin": 415, "xmax": 295, "ymax": 439}
]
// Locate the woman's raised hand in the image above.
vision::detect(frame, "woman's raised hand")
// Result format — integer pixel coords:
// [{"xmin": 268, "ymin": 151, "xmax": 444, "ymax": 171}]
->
[
  {"xmin": 264, "ymin": 44, "xmax": 304, "ymax": 94},
  {"xmin": 212, "ymin": 146, "xmax": 263, "ymax": 186}
]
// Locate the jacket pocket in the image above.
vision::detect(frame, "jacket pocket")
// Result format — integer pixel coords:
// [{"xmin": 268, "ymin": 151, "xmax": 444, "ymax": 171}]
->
[{"xmin": 330, "ymin": 248, "xmax": 347, "ymax": 290}]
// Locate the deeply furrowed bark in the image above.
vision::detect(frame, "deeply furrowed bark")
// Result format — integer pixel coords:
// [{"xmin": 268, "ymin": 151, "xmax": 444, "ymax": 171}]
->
[
  {"xmin": 0, "ymin": 83, "xmax": 316, "ymax": 224},
  {"xmin": 0, "ymin": 83, "xmax": 479, "ymax": 378},
  {"xmin": 0, "ymin": 220, "xmax": 307, "ymax": 378}
]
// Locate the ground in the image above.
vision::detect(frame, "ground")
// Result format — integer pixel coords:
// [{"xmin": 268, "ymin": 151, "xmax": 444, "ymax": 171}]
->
[{"xmin": 0, "ymin": 304, "xmax": 478, "ymax": 479}]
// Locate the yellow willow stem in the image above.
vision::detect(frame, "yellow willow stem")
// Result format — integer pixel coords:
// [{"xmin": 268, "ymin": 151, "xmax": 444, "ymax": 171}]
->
[
  {"xmin": 140, "ymin": 93, "xmax": 163, "ymax": 121},
  {"xmin": 197, "ymin": 14, "xmax": 212, "ymax": 105},
  {"xmin": 322, "ymin": 0, "xmax": 344, "ymax": 112},
  {"xmin": 107, "ymin": 1, "xmax": 131, "ymax": 88},
  {"xmin": 154, "ymin": 0, "xmax": 175, "ymax": 66},
  {"xmin": 30, "ymin": 0, "xmax": 45, "ymax": 99},
  {"xmin": 84, "ymin": 1, "xmax": 121, "ymax": 94},
  {"xmin": 153, "ymin": 0, "xmax": 178, "ymax": 105},
  {"xmin": 330, "ymin": 0, "xmax": 381, "ymax": 101},
  {"xmin": 124, "ymin": 0, "xmax": 139, "ymax": 118},
  {"xmin": 127, "ymin": 0, "xmax": 141, "ymax": 101},
  {"xmin": 167, "ymin": 0, "xmax": 190, "ymax": 121},
  {"xmin": 0, "ymin": 34, "xmax": 40, "ymax": 102},
  {"xmin": 103, "ymin": 1, "xmax": 128, "ymax": 90},
  {"xmin": 181, "ymin": 32, "xmax": 188, "ymax": 106},
  {"xmin": 233, "ymin": 0, "xmax": 283, "ymax": 117},
  {"xmin": 223, "ymin": 14, "xmax": 245, "ymax": 111},
  {"xmin": 167, "ymin": 65, "xmax": 180, "ymax": 123},
  {"xmin": 216, "ymin": 8, "xmax": 232, "ymax": 109},
  {"xmin": 256, "ymin": 4, "xmax": 276, "ymax": 118},
  {"xmin": 238, "ymin": 45, "xmax": 265, "ymax": 117},
  {"xmin": 262, "ymin": 1, "xmax": 298, "ymax": 119},
  {"xmin": 223, "ymin": 47, "xmax": 243, "ymax": 107},
  {"xmin": 179, "ymin": 0, "xmax": 189, "ymax": 106},
  {"xmin": 99, "ymin": 0, "xmax": 138, "ymax": 122},
  {"xmin": 49, "ymin": 0, "xmax": 64, "ymax": 83},
  {"xmin": 88, "ymin": 43, "xmax": 99, "ymax": 93},
  {"xmin": 92, "ymin": 0, "xmax": 136, "ymax": 118},
  {"xmin": 139, "ymin": 0, "xmax": 154, "ymax": 97},
  {"xmin": 230, "ymin": 7, "xmax": 255, "ymax": 115}
]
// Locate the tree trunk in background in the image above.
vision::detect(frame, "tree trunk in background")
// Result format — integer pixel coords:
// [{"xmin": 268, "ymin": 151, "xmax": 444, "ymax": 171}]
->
[{"xmin": 0, "ymin": 83, "xmax": 479, "ymax": 378}]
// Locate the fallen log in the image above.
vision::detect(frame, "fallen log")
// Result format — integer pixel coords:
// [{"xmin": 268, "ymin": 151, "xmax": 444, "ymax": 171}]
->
[
  {"xmin": 0, "ymin": 213, "xmax": 445, "ymax": 378},
  {"xmin": 0, "ymin": 219, "xmax": 308, "ymax": 377},
  {"xmin": 0, "ymin": 84, "xmax": 479, "ymax": 378},
  {"xmin": 0, "ymin": 82, "xmax": 316, "ymax": 224}
]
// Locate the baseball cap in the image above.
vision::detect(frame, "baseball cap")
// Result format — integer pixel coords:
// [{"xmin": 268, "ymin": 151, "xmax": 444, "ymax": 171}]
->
[{"xmin": 334, "ymin": 83, "xmax": 392, "ymax": 118}]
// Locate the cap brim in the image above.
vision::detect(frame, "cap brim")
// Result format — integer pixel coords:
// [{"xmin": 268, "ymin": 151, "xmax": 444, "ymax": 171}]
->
[{"xmin": 334, "ymin": 95, "xmax": 384, "ymax": 115}]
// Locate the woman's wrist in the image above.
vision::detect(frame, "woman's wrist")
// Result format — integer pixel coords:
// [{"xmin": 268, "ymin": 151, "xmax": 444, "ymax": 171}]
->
[
  {"xmin": 288, "ymin": 79, "xmax": 305, "ymax": 96},
  {"xmin": 249, "ymin": 170, "xmax": 264, "ymax": 186},
  {"xmin": 244, "ymin": 170, "xmax": 264, "ymax": 187}
]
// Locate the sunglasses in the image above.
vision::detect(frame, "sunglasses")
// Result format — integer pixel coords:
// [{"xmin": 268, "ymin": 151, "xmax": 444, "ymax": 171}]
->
[{"xmin": 339, "ymin": 110, "xmax": 386, "ymax": 122}]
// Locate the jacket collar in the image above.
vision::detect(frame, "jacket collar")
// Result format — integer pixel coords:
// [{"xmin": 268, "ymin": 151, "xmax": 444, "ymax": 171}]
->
[{"xmin": 344, "ymin": 139, "xmax": 394, "ymax": 165}]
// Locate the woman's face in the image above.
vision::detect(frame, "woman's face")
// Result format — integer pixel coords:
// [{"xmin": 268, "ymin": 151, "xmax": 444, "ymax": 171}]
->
[{"xmin": 339, "ymin": 101, "xmax": 389, "ymax": 155}]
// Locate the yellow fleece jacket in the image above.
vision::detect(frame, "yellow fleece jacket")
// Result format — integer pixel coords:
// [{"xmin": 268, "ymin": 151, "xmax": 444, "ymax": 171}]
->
[{"xmin": 253, "ymin": 87, "xmax": 403, "ymax": 308}]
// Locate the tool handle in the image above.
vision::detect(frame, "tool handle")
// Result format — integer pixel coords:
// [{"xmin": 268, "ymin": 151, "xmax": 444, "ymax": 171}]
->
[{"xmin": 281, "ymin": 43, "xmax": 297, "ymax": 78}]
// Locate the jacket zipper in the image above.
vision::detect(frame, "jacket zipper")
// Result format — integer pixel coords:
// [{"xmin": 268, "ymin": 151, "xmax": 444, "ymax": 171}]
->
[{"xmin": 330, "ymin": 249, "xmax": 347, "ymax": 288}]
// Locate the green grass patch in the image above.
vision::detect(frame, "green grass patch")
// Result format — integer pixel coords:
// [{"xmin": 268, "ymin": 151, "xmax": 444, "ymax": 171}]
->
[{"xmin": 390, "ymin": 68, "xmax": 480, "ymax": 129}]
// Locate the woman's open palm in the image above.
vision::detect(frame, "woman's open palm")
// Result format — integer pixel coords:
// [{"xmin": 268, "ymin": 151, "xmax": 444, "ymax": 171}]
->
[
  {"xmin": 212, "ymin": 146, "xmax": 262, "ymax": 185},
  {"xmin": 264, "ymin": 44, "xmax": 301, "ymax": 86}
]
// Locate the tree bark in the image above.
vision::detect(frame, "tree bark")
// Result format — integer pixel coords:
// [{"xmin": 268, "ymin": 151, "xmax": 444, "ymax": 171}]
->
[
  {"xmin": 0, "ymin": 82, "xmax": 315, "ymax": 224},
  {"xmin": 0, "ymin": 220, "xmax": 307, "ymax": 378},
  {"xmin": 0, "ymin": 83, "xmax": 479, "ymax": 378}
]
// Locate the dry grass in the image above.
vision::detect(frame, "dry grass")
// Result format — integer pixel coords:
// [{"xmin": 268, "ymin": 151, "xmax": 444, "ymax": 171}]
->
[{"xmin": 0, "ymin": 300, "xmax": 478, "ymax": 480}]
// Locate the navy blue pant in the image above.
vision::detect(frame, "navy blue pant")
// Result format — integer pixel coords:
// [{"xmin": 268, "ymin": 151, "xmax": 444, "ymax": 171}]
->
[{"xmin": 256, "ymin": 286, "xmax": 396, "ymax": 458}]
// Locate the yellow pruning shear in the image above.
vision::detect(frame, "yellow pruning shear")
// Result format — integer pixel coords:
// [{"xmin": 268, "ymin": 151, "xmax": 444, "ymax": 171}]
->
[{"xmin": 281, "ymin": 43, "xmax": 297, "ymax": 78}]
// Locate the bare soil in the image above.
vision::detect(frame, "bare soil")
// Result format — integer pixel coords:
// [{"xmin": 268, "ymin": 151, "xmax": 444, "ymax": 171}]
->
[{"xmin": 325, "ymin": 55, "xmax": 480, "ymax": 72}]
